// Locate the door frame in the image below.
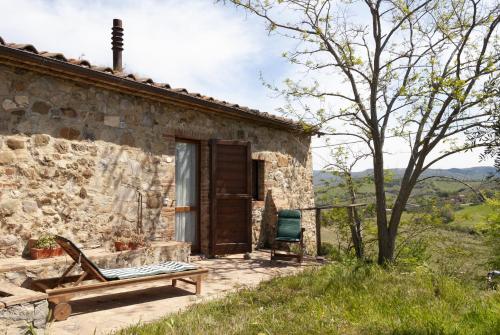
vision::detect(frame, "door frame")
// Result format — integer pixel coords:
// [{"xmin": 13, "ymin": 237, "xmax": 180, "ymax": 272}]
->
[
  {"xmin": 175, "ymin": 137, "xmax": 201, "ymax": 254},
  {"xmin": 209, "ymin": 139, "xmax": 252, "ymax": 256}
]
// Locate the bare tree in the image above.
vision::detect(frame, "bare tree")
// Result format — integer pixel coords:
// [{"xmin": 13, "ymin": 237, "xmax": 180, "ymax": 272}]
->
[
  {"xmin": 224, "ymin": 0, "xmax": 500, "ymax": 263},
  {"xmin": 325, "ymin": 146, "xmax": 368, "ymax": 258}
]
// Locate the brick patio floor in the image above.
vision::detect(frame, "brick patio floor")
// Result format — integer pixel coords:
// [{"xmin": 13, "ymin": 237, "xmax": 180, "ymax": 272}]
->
[{"xmin": 48, "ymin": 250, "xmax": 317, "ymax": 335}]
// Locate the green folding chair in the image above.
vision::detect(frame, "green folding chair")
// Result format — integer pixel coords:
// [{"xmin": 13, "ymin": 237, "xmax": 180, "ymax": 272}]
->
[{"xmin": 271, "ymin": 209, "xmax": 305, "ymax": 263}]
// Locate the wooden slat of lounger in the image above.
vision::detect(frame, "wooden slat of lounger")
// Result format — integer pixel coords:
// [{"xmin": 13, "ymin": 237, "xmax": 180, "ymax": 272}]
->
[
  {"xmin": 55, "ymin": 237, "xmax": 106, "ymax": 282},
  {"xmin": 44, "ymin": 268, "xmax": 208, "ymax": 299},
  {"xmin": 32, "ymin": 275, "xmax": 87, "ymax": 291}
]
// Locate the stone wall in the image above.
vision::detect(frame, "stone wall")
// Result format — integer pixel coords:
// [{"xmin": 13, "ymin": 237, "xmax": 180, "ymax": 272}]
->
[
  {"xmin": 0, "ymin": 300, "xmax": 48, "ymax": 335},
  {"xmin": 0, "ymin": 63, "xmax": 316, "ymax": 258},
  {"xmin": 0, "ymin": 281, "xmax": 48, "ymax": 335}
]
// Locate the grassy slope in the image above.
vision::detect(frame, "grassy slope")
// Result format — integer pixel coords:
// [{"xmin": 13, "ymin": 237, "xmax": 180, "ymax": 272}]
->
[
  {"xmin": 424, "ymin": 228, "xmax": 492, "ymax": 283},
  {"xmin": 450, "ymin": 203, "xmax": 494, "ymax": 230},
  {"xmin": 114, "ymin": 262, "xmax": 500, "ymax": 335},
  {"xmin": 322, "ymin": 203, "xmax": 494, "ymax": 284}
]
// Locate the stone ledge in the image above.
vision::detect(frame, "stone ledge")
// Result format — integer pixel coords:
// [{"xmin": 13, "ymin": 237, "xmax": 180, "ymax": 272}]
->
[
  {"xmin": 0, "ymin": 241, "xmax": 191, "ymax": 287},
  {"xmin": 0, "ymin": 281, "xmax": 47, "ymax": 307},
  {"xmin": 0, "ymin": 241, "xmax": 189, "ymax": 274}
]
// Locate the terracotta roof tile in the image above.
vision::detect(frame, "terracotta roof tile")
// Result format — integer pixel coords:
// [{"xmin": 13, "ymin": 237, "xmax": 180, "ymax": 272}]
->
[
  {"xmin": 92, "ymin": 65, "xmax": 114, "ymax": 73},
  {"xmin": 68, "ymin": 59, "xmax": 92, "ymax": 68},
  {"xmin": 156, "ymin": 83, "xmax": 172, "ymax": 89},
  {"xmin": 39, "ymin": 52, "xmax": 67, "ymax": 61},
  {"xmin": 7, "ymin": 43, "xmax": 38, "ymax": 53},
  {"xmin": 0, "ymin": 35, "xmax": 305, "ymax": 131},
  {"xmin": 173, "ymin": 88, "xmax": 188, "ymax": 93},
  {"xmin": 138, "ymin": 77, "xmax": 154, "ymax": 84}
]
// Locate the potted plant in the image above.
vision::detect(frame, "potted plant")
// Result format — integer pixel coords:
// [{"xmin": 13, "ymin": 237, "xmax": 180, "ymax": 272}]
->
[
  {"xmin": 128, "ymin": 232, "xmax": 146, "ymax": 250},
  {"xmin": 114, "ymin": 236, "xmax": 130, "ymax": 251},
  {"xmin": 30, "ymin": 234, "xmax": 63, "ymax": 259},
  {"xmin": 112, "ymin": 225, "xmax": 133, "ymax": 251}
]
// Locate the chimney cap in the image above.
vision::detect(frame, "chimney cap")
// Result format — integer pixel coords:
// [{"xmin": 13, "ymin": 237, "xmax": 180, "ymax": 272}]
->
[{"xmin": 112, "ymin": 18, "xmax": 123, "ymax": 72}]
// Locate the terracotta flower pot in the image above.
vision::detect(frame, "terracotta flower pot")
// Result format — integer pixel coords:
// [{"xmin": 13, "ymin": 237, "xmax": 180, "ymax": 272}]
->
[
  {"xmin": 50, "ymin": 246, "xmax": 64, "ymax": 257},
  {"xmin": 29, "ymin": 240, "xmax": 63, "ymax": 259},
  {"xmin": 115, "ymin": 241, "xmax": 130, "ymax": 251},
  {"xmin": 128, "ymin": 242, "xmax": 144, "ymax": 250},
  {"xmin": 30, "ymin": 248, "xmax": 52, "ymax": 260}
]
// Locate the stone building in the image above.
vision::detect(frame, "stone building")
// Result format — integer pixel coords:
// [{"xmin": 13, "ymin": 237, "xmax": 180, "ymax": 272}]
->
[{"xmin": 0, "ymin": 27, "xmax": 316, "ymax": 260}]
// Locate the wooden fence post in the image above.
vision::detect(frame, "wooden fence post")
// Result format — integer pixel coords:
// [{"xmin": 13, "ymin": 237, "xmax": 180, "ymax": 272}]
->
[
  {"xmin": 315, "ymin": 208, "xmax": 321, "ymax": 255},
  {"xmin": 297, "ymin": 203, "xmax": 366, "ymax": 257}
]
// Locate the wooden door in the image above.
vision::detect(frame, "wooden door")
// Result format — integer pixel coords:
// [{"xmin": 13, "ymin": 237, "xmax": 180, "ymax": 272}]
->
[{"xmin": 210, "ymin": 140, "xmax": 252, "ymax": 255}]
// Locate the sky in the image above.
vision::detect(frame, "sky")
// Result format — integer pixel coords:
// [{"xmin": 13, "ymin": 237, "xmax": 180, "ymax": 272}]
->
[{"xmin": 0, "ymin": 0, "xmax": 494, "ymax": 171}]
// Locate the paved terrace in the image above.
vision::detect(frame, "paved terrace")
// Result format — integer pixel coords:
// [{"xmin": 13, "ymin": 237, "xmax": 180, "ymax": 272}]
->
[{"xmin": 48, "ymin": 251, "xmax": 318, "ymax": 335}]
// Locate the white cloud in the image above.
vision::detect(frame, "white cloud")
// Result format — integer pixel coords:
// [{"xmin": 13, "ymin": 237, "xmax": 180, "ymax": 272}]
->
[
  {"xmin": 0, "ymin": 0, "xmax": 494, "ymax": 170},
  {"xmin": 0, "ymin": 0, "xmax": 284, "ymax": 106}
]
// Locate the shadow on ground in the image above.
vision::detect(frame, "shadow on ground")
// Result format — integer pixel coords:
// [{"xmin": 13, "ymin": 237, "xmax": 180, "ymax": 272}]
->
[{"xmin": 70, "ymin": 286, "xmax": 194, "ymax": 316}]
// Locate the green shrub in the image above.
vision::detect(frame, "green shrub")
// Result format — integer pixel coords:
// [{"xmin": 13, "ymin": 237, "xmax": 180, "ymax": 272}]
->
[
  {"xmin": 318, "ymin": 242, "xmax": 335, "ymax": 257},
  {"xmin": 34, "ymin": 234, "xmax": 58, "ymax": 249},
  {"xmin": 440, "ymin": 204, "xmax": 455, "ymax": 223},
  {"xmin": 396, "ymin": 238, "xmax": 431, "ymax": 269},
  {"xmin": 461, "ymin": 212, "xmax": 472, "ymax": 221},
  {"xmin": 319, "ymin": 242, "xmax": 351, "ymax": 262}
]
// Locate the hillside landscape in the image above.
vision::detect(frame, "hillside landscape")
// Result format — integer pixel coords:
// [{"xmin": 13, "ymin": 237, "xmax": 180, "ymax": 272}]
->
[{"xmin": 314, "ymin": 166, "xmax": 498, "ymax": 186}]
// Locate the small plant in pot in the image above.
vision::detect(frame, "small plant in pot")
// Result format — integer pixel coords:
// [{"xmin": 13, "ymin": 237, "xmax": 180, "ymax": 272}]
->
[
  {"xmin": 30, "ymin": 234, "xmax": 63, "ymax": 259},
  {"xmin": 128, "ymin": 232, "xmax": 146, "ymax": 250},
  {"xmin": 112, "ymin": 224, "xmax": 133, "ymax": 251},
  {"xmin": 113, "ymin": 236, "xmax": 130, "ymax": 251}
]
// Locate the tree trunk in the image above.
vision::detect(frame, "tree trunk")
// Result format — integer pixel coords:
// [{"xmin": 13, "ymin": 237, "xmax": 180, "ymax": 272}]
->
[
  {"xmin": 346, "ymin": 173, "xmax": 364, "ymax": 258},
  {"xmin": 386, "ymin": 156, "xmax": 425, "ymax": 262},
  {"xmin": 373, "ymin": 142, "xmax": 391, "ymax": 264},
  {"xmin": 387, "ymin": 184, "xmax": 413, "ymax": 255},
  {"xmin": 347, "ymin": 207, "xmax": 363, "ymax": 258}
]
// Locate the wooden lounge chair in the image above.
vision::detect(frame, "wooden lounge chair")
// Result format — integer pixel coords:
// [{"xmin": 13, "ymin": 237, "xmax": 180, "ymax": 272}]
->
[
  {"xmin": 270, "ymin": 210, "xmax": 305, "ymax": 263},
  {"xmin": 31, "ymin": 236, "xmax": 208, "ymax": 321}
]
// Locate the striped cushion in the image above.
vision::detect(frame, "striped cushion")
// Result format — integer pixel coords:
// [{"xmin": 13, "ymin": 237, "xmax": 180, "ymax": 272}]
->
[{"xmin": 99, "ymin": 261, "xmax": 197, "ymax": 280}]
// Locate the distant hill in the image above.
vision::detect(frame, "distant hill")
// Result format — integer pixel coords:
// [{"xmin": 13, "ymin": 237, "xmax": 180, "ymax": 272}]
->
[{"xmin": 314, "ymin": 166, "xmax": 497, "ymax": 186}]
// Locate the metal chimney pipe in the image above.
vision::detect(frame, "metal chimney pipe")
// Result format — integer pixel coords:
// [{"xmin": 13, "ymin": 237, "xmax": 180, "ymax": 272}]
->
[{"xmin": 111, "ymin": 19, "xmax": 124, "ymax": 72}]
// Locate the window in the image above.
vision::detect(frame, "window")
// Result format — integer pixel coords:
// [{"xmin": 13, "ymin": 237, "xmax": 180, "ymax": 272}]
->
[
  {"xmin": 175, "ymin": 140, "xmax": 199, "ymax": 252},
  {"xmin": 252, "ymin": 160, "xmax": 265, "ymax": 201}
]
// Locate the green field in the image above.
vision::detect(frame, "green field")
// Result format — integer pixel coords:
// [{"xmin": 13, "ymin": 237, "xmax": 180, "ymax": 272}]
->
[
  {"xmin": 450, "ymin": 203, "xmax": 495, "ymax": 231},
  {"xmin": 321, "ymin": 197, "xmax": 497, "ymax": 282},
  {"xmin": 321, "ymin": 222, "xmax": 492, "ymax": 285}
]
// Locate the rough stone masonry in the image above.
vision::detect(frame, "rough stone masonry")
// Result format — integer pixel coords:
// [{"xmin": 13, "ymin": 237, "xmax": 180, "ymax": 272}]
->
[{"xmin": 0, "ymin": 62, "xmax": 316, "ymax": 258}]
